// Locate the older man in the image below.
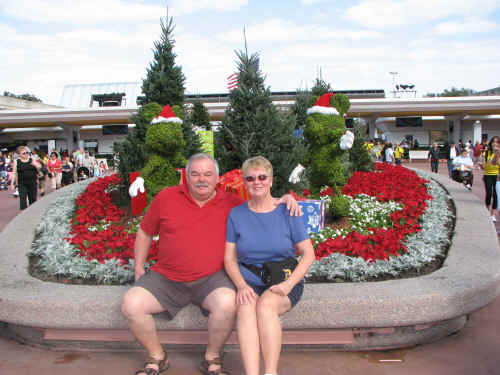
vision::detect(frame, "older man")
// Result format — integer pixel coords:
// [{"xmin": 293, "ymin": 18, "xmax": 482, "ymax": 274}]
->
[{"xmin": 122, "ymin": 153, "xmax": 299, "ymax": 375}]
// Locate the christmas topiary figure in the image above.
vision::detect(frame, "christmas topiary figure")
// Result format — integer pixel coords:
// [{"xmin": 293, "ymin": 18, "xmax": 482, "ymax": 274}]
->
[
  {"xmin": 130, "ymin": 105, "xmax": 186, "ymax": 212},
  {"xmin": 304, "ymin": 93, "xmax": 354, "ymax": 217}
]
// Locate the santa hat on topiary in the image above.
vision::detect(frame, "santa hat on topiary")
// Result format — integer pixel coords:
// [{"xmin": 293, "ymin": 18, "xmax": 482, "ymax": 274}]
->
[
  {"xmin": 151, "ymin": 105, "xmax": 183, "ymax": 124},
  {"xmin": 306, "ymin": 92, "xmax": 339, "ymax": 115}
]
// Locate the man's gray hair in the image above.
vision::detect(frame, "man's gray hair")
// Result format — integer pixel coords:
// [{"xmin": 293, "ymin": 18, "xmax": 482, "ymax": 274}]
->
[{"xmin": 186, "ymin": 153, "xmax": 220, "ymax": 176}]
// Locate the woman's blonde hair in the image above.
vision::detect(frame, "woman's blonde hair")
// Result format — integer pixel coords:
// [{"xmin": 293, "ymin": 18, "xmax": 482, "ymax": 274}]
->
[
  {"xmin": 16, "ymin": 146, "xmax": 29, "ymax": 154},
  {"xmin": 242, "ymin": 156, "xmax": 273, "ymax": 177}
]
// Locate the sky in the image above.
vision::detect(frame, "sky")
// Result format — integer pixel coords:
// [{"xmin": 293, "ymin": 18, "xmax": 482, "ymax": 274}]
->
[{"xmin": 1, "ymin": 0, "xmax": 500, "ymax": 106}]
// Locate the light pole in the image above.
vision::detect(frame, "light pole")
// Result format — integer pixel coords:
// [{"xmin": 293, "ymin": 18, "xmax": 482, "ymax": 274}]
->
[{"xmin": 389, "ymin": 72, "xmax": 398, "ymax": 98}]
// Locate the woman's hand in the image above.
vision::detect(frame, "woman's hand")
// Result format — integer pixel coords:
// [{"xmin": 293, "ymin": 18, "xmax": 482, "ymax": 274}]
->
[
  {"xmin": 269, "ymin": 280, "xmax": 293, "ymax": 297},
  {"xmin": 236, "ymin": 283, "xmax": 257, "ymax": 305}
]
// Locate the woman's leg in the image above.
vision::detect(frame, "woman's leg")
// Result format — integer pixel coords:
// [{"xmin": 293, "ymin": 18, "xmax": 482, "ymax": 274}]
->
[
  {"xmin": 257, "ymin": 291, "xmax": 292, "ymax": 375},
  {"xmin": 56, "ymin": 172, "xmax": 62, "ymax": 188},
  {"xmin": 27, "ymin": 182, "xmax": 37, "ymax": 205},
  {"xmin": 484, "ymin": 175, "xmax": 493, "ymax": 208},
  {"xmin": 237, "ymin": 300, "xmax": 261, "ymax": 375},
  {"xmin": 18, "ymin": 184, "xmax": 28, "ymax": 210}
]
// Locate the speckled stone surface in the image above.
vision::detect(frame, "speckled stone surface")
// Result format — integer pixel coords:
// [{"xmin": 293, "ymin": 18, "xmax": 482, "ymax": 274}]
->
[{"xmin": 1, "ymin": 172, "xmax": 499, "ymax": 337}]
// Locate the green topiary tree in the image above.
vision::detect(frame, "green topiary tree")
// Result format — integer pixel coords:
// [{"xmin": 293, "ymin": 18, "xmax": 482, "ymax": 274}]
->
[
  {"xmin": 304, "ymin": 93, "xmax": 352, "ymax": 216},
  {"xmin": 114, "ymin": 102, "xmax": 162, "ymax": 201},
  {"xmin": 141, "ymin": 105, "xmax": 186, "ymax": 200},
  {"xmin": 172, "ymin": 104, "xmax": 202, "ymax": 159}
]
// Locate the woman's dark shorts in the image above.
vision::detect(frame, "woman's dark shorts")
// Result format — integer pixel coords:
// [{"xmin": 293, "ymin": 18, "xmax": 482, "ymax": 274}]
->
[
  {"xmin": 249, "ymin": 281, "xmax": 304, "ymax": 308},
  {"xmin": 134, "ymin": 269, "xmax": 235, "ymax": 320}
]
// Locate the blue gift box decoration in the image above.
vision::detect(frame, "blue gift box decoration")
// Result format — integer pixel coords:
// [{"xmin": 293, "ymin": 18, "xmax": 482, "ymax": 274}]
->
[{"xmin": 298, "ymin": 200, "xmax": 325, "ymax": 234}]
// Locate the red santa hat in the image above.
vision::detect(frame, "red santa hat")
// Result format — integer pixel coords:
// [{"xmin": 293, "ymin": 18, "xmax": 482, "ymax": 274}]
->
[
  {"xmin": 151, "ymin": 105, "xmax": 183, "ymax": 124},
  {"xmin": 306, "ymin": 93, "xmax": 339, "ymax": 115}
]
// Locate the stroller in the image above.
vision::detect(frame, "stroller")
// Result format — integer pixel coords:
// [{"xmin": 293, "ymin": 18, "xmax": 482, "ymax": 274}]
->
[
  {"xmin": 77, "ymin": 166, "xmax": 90, "ymax": 181},
  {"xmin": 451, "ymin": 168, "xmax": 473, "ymax": 190}
]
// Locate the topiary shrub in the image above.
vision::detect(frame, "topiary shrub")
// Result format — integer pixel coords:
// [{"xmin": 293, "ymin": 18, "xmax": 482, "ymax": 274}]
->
[
  {"xmin": 329, "ymin": 193, "xmax": 350, "ymax": 219},
  {"xmin": 303, "ymin": 93, "xmax": 351, "ymax": 194},
  {"xmin": 145, "ymin": 122, "xmax": 185, "ymax": 156},
  {"xmin": 142, "ymin": 155, "xmax": 180, "ymax": 200}
]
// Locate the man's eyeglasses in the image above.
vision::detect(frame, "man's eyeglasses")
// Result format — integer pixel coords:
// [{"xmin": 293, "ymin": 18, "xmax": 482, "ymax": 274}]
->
[{"xmin": 244, "ymin": 174, "xmax": 268, "ymax": 182}]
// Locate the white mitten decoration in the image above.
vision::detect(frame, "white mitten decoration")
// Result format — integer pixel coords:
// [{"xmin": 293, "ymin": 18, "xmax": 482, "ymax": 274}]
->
[
  {"xmin": 129, "ymin": 177, "xmax": 145, "ymax": 197},
  {"xmin": 340, "ymin": 130, "xmax": 355, "ymax": 150},
  {"xmin": 288, "ymin": 164, "xmax": 305, "ymax": 183}
]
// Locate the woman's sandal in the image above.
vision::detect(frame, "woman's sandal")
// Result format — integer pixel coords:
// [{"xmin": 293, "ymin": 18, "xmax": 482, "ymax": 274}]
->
[
  {"xmin": 199, "ymin": 356, "xmax": 229, "ymax": 375},
  {"xmin": 135, "ymin": 353, "xmax": 169, "ymax": 375}
]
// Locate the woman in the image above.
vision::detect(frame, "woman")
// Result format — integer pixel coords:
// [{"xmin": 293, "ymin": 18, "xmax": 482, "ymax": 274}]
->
[
  {"xmin": 224, "ymin": 156, "xmax": 315, "ymax": 375},
  {"xmin": 60, "ymin": 155, "xmax": 74, "ymax": 186},
  {"xmin": 428, "ymin": 143, "xmax": 440, "ymax": 173},
  {"xmin": 10, "ymin": 146, "xmax": 41, "ymax": 210},
  {"xmin": 47, "ymin": 152, "xmax": 62, "ymax": 190},
  {"xmin": 38, "ymin": 151, "xmax": 49, "ymax": 196},
  {"xmin": 480, "ymin": 136, "xmax": 500, "ymax": 221}
]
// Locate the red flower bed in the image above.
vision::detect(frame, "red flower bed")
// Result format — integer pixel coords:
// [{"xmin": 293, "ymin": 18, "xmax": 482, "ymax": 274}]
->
[
  {"xmin": 315, "ymin": 163, "xmax": 432, "ymax": 262},
  {"xmin": 68, "ymin": 174, "xmax": 159, "ymax": 265}
]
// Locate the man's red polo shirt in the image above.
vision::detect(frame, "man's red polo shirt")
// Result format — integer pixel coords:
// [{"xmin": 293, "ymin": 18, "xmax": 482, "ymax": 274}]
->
[{"xmin": 140, "ymin": 184, "xmax": 243, "ymax": 282}]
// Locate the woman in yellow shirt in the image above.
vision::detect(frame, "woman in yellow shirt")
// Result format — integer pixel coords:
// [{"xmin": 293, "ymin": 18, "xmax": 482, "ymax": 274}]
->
[{"xmin": 480, "ymin": 136, "xmax": 500, "ymax": 221}]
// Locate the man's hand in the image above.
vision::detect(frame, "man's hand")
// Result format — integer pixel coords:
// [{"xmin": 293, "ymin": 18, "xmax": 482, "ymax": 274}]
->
[
  {"xmin": 134, "ymin": 266, "xmax": 146, "ymax": 282},
  {"xmin": 275, "ymin": 194, "xmax": 302, "ymax": 216}
]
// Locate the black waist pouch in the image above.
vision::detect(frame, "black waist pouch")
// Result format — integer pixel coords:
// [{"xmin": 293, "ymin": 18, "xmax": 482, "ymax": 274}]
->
[{"xmin": 243, "ymin": 257, "xmax": 298, "ymax": 287}]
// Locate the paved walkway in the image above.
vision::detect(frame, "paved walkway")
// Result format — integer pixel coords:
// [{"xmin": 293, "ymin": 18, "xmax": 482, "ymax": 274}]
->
[{"xmin": 1, "ymin": 162, "xmax": 500, "ymax": 375}]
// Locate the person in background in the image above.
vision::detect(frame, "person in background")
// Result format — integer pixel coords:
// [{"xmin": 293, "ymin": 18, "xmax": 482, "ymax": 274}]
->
[
  {"xmin": 224, "ymin": 156, "xmax": 314, "ymax": 375},
  {"xmin": 47, "ymin": 152, "xmax": 62, "ymax": 191},
  {"xmin": 393, "ymin": 143, "xmax": 404, "ymax": 165},
  {"xmin": 10, "ymin": 146, "xmax": 41, "ymax": 210},
  {"xmin": 0, "ymin": 150, "xmax": 8, "ymax": 190},
  {"xmin": 473, "ymin": 141, "xmax": 483, "ymax": 167},
  {"xmin": 479, "ymin": 136, "xmax": 500, "ymax": 222},
  {"xmin": 98, "ymin": 160, "xmax": 107, "ymax": 176},
  {"xmin": 428, "ymin": 143, "xmax": 440, "ymax": 173},
  {"xmin": 384, "ymin": 143, "xmax": 395, "ymax": 164},
  {"xmin": 61, "ymin": 155, "xmax": 74, "ymax": 186},
  {"xmin": 446, "ymin": 142, "xmax": 460, "ymax": 178},
  {"xmin": 452, "ymin": 149, "xmax": 474, "ymax": 190},
  {"xmin": 38, "ymin": 151, "xmax": 49, "ymax": 196}
]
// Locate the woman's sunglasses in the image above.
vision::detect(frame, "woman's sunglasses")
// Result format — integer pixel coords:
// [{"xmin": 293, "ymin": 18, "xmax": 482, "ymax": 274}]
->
[{"xmin": 244, "ymin": 174, "xmax": 268, "ymax": 182}]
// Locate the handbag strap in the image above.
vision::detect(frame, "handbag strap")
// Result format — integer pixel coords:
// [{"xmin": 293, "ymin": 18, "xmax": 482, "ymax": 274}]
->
[{"xmin": 241, "ymin": 263, "xmax": 263, "ymax": 279}]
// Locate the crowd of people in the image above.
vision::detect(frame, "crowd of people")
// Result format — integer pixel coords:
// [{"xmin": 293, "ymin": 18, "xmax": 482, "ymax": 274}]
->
[{"xmin": 0, "ymin": 146, "xmax": 110, "ymax": 210}]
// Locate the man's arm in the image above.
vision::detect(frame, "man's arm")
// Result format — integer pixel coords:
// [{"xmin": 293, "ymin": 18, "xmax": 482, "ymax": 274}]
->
[
  {"xmin": 133, "ymin": 227, "xmax": 153, "ymax": 281},
  {"xmin": 274, "ymin": 194, "xmax": 302, "ymax": 216}
]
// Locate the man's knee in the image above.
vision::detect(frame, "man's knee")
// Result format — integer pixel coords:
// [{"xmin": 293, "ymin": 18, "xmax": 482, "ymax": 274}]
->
[
  {"xmin": 121, "ymin": 287, "xmax": 158, "ymax": 319},
  {"xmin": 206, "ymin": 288, "xmax": 236, "ymax": 317}
]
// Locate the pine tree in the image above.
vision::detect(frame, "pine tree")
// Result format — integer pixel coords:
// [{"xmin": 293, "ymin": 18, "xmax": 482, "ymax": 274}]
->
[
  {"xmin": 139, "ymin": 15, "xmax": 185, "ymax": 106},
  {"xmin": 290, "ymin": 89, "xmax": 313, "ymax": 130},
  {"xmin": 216, "ymin": 50, "xmax": 306, "ymax": 196},
  {"xmin": 171, "ymin": 105, "xmax": 202, "ymax": 158},
  {"xmin": 190, "ymin": 99, "xmax": 211, "ymax": 130}
]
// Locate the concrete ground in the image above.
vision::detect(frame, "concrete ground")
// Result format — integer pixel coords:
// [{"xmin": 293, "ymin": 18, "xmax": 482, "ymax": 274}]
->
[{"xmin": 1, "ymin": 161, "xmax": 500, "ymax": 375}]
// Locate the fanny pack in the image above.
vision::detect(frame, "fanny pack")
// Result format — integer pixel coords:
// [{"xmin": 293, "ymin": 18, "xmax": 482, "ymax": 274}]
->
[{"xmin": 242, "ymin": 257, "xmax": 298, "ymax": 287}]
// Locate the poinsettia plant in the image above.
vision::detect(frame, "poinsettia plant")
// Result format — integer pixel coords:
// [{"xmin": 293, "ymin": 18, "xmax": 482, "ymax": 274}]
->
[
  {"xmin": 67, "ymin": 174, "xmax": 159, "ymax": 266},
  {"xmin": 301, "ymin": 163, "xmax": 432, "ymax": 262}
]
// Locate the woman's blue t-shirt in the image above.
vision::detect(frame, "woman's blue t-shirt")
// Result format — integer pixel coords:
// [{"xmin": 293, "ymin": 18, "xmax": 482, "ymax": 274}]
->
[{"xmin": 226, "ymin": 202, "xmax": 309, "ymax": 286}]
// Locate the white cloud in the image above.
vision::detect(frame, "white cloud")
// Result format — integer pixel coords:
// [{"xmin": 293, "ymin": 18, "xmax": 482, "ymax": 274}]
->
[
  {"xmin": 0, "ymin": 0, "xmax": 163, "ymax": 24},
  {"xmin": 217, "ymin": 18, "xmax": 383, "ymax": 44},
  {"xmin": 433, "ymin": 18, "xmax": 499, "ymax": 35},
  {"xmin": 169, "ymin": 0, "xmax": 248, "ymax": 14},
  {"xmin": 344, "ymin": 0, "xmax": 500, "ymax": 29}
]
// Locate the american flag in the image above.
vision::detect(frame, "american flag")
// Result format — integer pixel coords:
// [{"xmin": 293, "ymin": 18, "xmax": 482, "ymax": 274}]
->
[{"xmin": 227, "ymin": 73, "xmax": 239, "ymax": 91}]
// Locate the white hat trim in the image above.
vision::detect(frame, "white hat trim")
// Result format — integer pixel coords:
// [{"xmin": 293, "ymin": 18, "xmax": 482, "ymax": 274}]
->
[
  {"xmin": 306, "ymin": 106, "xmax": 339, "ymax": 115},
  {"xmin": 151, "ymin": 116, "xmax": 183, "ymax": 124}
]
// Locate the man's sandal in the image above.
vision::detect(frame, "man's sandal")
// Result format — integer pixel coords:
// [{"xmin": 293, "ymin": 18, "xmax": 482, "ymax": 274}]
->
[
  {"xmin": 199, "ymin": 356, "xmax": 229, "ymax": 375},
  {"xmin": 135, "ymin": 353, "xmax": 169, "ymax": 375}
]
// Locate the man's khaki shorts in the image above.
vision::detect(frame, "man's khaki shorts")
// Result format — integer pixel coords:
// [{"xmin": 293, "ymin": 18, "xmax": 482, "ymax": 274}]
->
[{"xmin": 134, "ymin": 269, "xmax": 235, "ymax": 320}]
